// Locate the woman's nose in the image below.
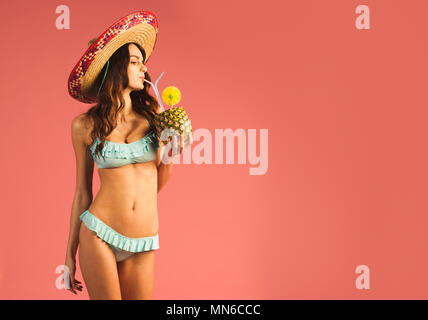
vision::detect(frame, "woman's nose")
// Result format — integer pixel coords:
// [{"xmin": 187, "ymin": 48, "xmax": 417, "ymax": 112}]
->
[{"xmin": 141, "ymin": 64, "xmax": 147, "ymax": 72}]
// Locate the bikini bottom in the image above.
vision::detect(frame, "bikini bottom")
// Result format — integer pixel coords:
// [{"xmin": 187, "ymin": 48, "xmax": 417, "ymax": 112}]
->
[{"xmin": 79, "ymin": 209, "xmax": 159, "ymax": 262}]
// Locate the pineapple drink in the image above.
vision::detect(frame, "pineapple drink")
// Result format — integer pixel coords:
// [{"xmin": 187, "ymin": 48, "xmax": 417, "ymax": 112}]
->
[{"xmin": 144, "ymin": 72, "xmax": 193, "ymax": 144}]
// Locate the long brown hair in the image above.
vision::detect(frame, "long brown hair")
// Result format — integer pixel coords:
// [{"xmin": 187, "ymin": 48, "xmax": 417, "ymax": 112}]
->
[{"xmin": 84, "ymin": 42, "xmax": 159, "ymax": 158}]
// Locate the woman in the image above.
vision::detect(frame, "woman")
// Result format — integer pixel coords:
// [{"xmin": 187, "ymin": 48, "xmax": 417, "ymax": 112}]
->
[{"xmin": 64, "ymin": 11, "xmax": 192, "ymax": 299}]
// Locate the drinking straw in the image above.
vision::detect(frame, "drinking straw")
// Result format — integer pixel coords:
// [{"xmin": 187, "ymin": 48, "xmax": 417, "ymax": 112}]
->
[{"xmin": 144, "ymin": 72, "xmax": 165, "ymax": 112}]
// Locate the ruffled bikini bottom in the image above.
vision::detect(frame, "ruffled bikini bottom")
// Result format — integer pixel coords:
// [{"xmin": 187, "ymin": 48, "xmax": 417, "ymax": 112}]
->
[{"xmin": 79, "ymin": 210, "xmax": 159, "ymax": 262}]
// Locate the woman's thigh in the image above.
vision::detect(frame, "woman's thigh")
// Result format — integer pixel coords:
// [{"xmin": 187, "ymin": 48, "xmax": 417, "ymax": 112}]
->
[
  {"xmin": 78, "ymin": 223, "xmax": 122, "ymax": 300},
  {"xmin": 117, "ymin": 250, "xmax": 156, "ymax": 300}
]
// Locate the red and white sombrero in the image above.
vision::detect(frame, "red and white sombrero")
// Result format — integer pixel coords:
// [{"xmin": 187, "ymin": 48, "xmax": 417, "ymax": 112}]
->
[{"xmin": 68, "ymin": 10, "xmax": 159, "ymax": 104}]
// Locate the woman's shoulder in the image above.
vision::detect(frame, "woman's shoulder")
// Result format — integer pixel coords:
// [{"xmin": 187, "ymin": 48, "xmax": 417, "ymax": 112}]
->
[{"xmin": 71, "ymin": 113, "xmax": 94, "ymax": 146}]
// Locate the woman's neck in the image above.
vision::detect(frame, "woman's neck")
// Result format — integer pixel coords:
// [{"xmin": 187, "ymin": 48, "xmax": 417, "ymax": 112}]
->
[{"xmin": 118, "ymin": 91, "xmax": 133, "ymax": 116}]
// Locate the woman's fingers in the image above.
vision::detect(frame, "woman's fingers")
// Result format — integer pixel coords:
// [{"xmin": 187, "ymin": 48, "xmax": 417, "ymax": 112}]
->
[
  {"xmin": 172, "ymin": 135, "xmax": 179, "ymax": 155},
  {"xmin": 182, "ymin": 133, "xmax": 193, "ymax": 147},
  {"xmin": 73, "ymin": 279, "xmax": 83, "ymax": 290},
  {"xmin": 165, "ymin": 133, "xmax": 193, "ymax": 158},
  {"xmin": 69, "ymin": 285, "xmax": 77, "ymax": 294},
  {"xmin": 66, "ymin": 275, "xmax": 82, "ymax": 294},
  {"xmin": 175, "ymin": 134, "xmax": 192, "ymax": 155}
]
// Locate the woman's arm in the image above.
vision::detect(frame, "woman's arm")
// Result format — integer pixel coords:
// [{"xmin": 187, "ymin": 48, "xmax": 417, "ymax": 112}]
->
[
  {"xmin": 157, "ymin": 160, "xmax": 173, "ymax": 193},
  {"xmin": 67, "ymin": 193, "xmax": 92, "ymax": 256},
  {"xmin": 154, "ymin": 103, "xmax": 174, "ymax": 193},
  {"xmin": 156, "ymin": 139, "xmax": 173, "ymax": 193},
  {"xmin": 66, "ymin": 114, "xmax": 94, "ymax": 257},
  {"xmin": 156, "ymin": 133, "xmax": 188, "ymax": 192}
]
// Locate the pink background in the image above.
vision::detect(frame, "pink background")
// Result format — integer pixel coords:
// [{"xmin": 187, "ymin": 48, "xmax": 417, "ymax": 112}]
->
[{"xmin": 0, "ymin": 0, "xmax": 427, "ymax": 299}]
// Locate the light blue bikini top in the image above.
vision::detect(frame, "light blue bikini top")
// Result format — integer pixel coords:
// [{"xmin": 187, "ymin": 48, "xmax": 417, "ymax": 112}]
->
[{"xmin": 90, "ymin": 129, "xmax": 160, "ymax": 169}]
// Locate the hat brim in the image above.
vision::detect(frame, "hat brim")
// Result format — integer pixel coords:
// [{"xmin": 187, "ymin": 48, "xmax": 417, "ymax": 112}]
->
[{"xmin": 68, "ymin": 11, "xmax": 158, "ymax": 104}]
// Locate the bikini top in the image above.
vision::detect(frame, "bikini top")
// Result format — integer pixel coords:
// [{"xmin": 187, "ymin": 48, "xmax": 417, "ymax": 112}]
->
[{"xmin": 89, "ymin": 129, "xmax": 160, "ymax": 169}]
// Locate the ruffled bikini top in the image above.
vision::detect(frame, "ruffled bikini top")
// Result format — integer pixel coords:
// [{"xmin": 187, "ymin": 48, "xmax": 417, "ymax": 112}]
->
[{"xmin": 90, "ymin": 129, "xmax": 160, "ymax": 169}]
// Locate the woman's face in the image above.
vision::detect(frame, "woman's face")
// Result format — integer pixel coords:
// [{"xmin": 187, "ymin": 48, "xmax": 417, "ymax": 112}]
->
[{"xmin": 126, "ymin": 43, "xmax": 148, "ymax": 91}]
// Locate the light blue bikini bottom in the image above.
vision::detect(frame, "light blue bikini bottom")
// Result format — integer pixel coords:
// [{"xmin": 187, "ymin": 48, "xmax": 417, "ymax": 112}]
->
[{"xmin": 80, "ymin": 210, "xmax": 159, "ymax": 262}]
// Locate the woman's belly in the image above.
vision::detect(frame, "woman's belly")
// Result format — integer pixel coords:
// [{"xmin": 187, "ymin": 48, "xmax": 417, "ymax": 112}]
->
[{"xmin": 88, "ymin": 160, "xmax": 158, "ymax": 238}]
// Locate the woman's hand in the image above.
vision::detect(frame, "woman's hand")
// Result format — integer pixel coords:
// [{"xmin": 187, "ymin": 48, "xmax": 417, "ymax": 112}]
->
[
  {"xmin": 64, "ymin": 254, "xmax": 83, "ymax": 295},
  {"xmin": 158, "ymin": 132, "xmax": 193, "ymax": 160}
]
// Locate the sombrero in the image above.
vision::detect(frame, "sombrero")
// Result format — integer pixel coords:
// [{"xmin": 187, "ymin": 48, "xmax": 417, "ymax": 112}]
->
[{"xmin": 68, "ymin": 10, "xmax": 159, "ymax": 104}]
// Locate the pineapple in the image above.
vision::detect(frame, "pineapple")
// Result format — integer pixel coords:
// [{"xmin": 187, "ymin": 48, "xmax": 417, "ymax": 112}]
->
[
  {"xmin": 143, "ymin": 73, "xmax": 193, "ymax": 145},
  {"xmin": 154, "ymin": 105, "xmax": 193, "ymax": 144}
]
